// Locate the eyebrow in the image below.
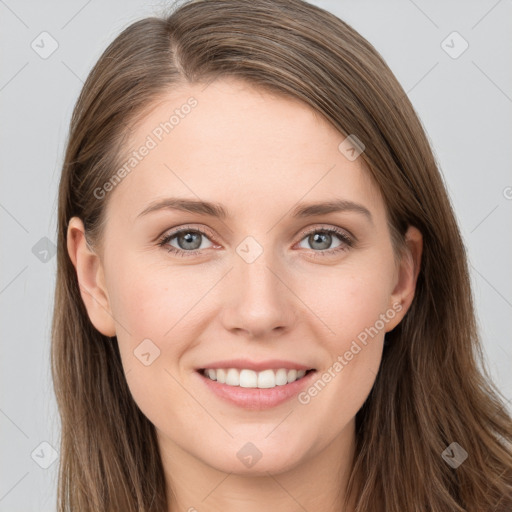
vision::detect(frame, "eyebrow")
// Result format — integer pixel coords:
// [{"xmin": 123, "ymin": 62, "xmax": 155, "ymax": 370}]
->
[{"xmin": 136, "ymin": 197, "xmax": 373, "ymax": 223}]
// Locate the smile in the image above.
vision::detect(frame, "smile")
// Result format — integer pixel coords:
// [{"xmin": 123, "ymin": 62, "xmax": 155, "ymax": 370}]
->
[
  {"xmin": 199, "ymin": 367, "xmax": 314, "ymax": 389},
  {"xmin": 196, "ymin": 366, "xmax": 318, "ymax": 410}
]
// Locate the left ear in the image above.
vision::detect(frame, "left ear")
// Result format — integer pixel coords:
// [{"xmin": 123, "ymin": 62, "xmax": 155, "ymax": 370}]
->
[{"xmin": 385, "ymin": 225, "xmax": 423, "ymax": 331}]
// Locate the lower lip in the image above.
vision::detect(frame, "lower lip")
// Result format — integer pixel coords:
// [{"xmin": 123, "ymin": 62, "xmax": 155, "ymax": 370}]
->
[{"xmin": 196, "ymin": 370, "xmax": 317, "ymax": 410}]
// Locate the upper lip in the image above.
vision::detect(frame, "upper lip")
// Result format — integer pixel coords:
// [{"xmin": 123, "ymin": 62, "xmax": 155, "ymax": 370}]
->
[{"xmin": 197, "ymin": 359, "xmax": 315, "ymax": 372}]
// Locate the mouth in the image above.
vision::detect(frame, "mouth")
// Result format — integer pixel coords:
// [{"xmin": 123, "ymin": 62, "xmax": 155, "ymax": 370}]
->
[
  {"xmin": 195, "ymin": 364, "xmax": 318, "ymax": 410},
  {"xmin": 197, "ymin": 367, "xmax": 316, "ymax": 389}
]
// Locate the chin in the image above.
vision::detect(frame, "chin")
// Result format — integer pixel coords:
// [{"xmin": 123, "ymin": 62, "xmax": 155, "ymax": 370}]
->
[{"xmin": 203, "ymin": 440, "xmax": 308, "ymax": 476}]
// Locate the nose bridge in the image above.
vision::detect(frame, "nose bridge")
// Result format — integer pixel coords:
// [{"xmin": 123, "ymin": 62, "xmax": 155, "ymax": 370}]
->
[
  {"xmin": 236, "ymin": 250, "xmax": 278, "ymax": 300},
  {"xmin": 221, "ymin": 235, "xmax": 296, "ymax": 336}
]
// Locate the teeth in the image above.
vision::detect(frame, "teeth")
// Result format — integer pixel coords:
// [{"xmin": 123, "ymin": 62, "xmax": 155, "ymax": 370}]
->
[
  {"xmin": 226, "ymin": 368, "xmax": 240, "ymax": 386},
  {"xmin": 258, "ymin": 369, "xmax": 275, "ymax": 388},
  {"xmin": 216, "ymin": 368, "xmax": 226, "ymax": 384},
  {"xmin": 275, "ymin": 368, "xmax": 288, "ymax": 386},
  {"xmin": 202, "ymin": 368, "xmax": 309, "ymax": 388},
  {"xmin": 240, "ymin": 369, "xmax": 257, "ymax": 388}
]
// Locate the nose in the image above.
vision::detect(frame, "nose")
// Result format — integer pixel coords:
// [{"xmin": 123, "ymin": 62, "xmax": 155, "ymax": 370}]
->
[{"xmin": 219, "ymin": 250, "xmax": 297, "ymax": 340}]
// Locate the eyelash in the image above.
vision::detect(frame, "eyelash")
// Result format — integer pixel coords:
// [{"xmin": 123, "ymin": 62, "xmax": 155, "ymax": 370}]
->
[{"xmin": 157, "ymin": 224, "xmax": 354, "ymax": 259}]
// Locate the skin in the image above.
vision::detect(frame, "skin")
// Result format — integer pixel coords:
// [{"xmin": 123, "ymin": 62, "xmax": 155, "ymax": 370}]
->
[{"xmin": 67, "ymin": 77, "xmax": 422, "ymax": 512}]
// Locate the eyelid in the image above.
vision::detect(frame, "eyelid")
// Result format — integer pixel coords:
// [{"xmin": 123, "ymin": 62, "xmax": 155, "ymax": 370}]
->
[
  {"xmin": 295, "ymin": 223, "xmax": 356, "ymax": 244},
  {"xmin": 158, "ymin": 224, "xmax": 217, "ymax": 243}
]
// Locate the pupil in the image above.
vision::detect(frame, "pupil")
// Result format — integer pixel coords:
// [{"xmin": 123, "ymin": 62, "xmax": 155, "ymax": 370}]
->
[
  {"xmin": 180, "ymin": 232, "xmax": 201, "ymax": 250},
  {"xmin": 311, "ymin": 232, "xmax": 331, "ymax": 250}
]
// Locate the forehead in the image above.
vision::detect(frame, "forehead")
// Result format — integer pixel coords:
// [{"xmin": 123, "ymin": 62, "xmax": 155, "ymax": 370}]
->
[{"xmin": 105, "ymin": 77, "xmax": 384, "ymax": 224}]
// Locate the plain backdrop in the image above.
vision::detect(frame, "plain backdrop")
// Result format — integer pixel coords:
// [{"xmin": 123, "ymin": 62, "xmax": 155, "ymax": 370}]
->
[{"xmin": 1, "ymin": 0, "xmax": 511, "ymax": 509}]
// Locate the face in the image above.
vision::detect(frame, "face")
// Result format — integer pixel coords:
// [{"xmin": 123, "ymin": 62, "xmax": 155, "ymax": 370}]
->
[{"xmin": 68, "ymin": 77, "xmax": 421, "ymax": 480}]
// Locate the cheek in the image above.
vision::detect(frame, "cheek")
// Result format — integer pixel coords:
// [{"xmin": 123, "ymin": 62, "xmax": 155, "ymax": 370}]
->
[
  {"xmin": 294, "ymin": 259, "xmax": 394, "ymax": 343},
  {"xmin": 105, "ymin": 260, "xmax": 200, "ymax": 430},
  {"xmin": 290, "ymin": 259, "xmax": 392, "ymax": 418},
  {"xmin": 106, "ymin": 255, "xmax": 200, "ymax": 343},
  {"xmin": 105, "ymin": 257, "xmax": 217, "ymax": 401}
]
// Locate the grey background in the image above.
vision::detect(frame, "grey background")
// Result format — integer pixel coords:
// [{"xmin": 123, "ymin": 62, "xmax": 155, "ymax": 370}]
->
[{"xmin": 1, "ymin": 0, "xmax": 511, "ymax": 509}]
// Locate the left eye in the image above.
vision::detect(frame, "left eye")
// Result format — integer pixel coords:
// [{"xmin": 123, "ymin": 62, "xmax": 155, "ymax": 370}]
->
[{"xmin": 297, "ymin": 229, "xmax": 350, "ymax": 251}]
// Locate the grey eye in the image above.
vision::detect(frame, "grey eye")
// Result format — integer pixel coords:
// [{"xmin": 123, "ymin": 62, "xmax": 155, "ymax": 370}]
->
[
  {"xmin": 169, "ymin": 231, "xmax": 213, "ymax": 251},
  {"xmin": 298, "ymin": 231, "xmax": 343, "ymax": 251}
]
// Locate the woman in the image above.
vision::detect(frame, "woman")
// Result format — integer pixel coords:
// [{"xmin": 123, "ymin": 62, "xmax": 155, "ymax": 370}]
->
[{"xmin": 52, "ymin": 0, "xmax": 512, "ymax": 510}]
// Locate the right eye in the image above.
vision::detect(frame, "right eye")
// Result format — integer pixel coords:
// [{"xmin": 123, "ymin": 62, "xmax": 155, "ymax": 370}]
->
[{"xmin": 157, "ymin": 226, "xmax": 217, "ymax": 257}]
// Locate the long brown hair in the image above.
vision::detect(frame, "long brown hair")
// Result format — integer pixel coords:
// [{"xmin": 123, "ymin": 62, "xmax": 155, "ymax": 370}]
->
[{"xmin": 51, "ymin": 0, "xmax": 512, "ymax": 510}]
